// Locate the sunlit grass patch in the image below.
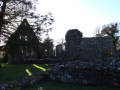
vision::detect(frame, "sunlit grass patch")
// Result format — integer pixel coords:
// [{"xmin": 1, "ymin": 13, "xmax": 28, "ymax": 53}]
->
[
  {"xmin": 33, "ymin": 64, "xmax": 46, "ymax": 72},
  {"xmin": 25, "ymin": 68, "xmax": 32, "ymax": 76},
  {"xmin": 0, "ymin": 64, "xmax": 52, "ymax": 84},
  {"xmin": 0, "ymin": 63, "xmax": 8, "ymax": 68},
  {"xmin": 38, "ymin": 87, "xmax": 43, "ymax": 90},
  {"xmin": 45, "ymin": 64, "xmax": 48, "ymax": 66},
  {"xmin": 0, "ymin": 64, "xmax": 48, "ymax": 84}
]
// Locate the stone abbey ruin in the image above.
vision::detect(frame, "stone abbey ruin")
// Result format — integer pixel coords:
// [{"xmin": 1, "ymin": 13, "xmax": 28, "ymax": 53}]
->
[
  {"xmin": 4, "ymin": 26, "xmax": 119, "ymax": 64},
  {"xmin": 56, "ymin": 29, "xmax": 117, "ymax": 61},
  {"xmin": 47, "ymin": 29, "xmax": 120, "ymax": 87},
  {"xmin": 1, "ymin": 24, "xmax": 120, "ymax": 88},
  {"xmin": 1, "ymin": 19, "xmax": 119, "ymax": 64}
]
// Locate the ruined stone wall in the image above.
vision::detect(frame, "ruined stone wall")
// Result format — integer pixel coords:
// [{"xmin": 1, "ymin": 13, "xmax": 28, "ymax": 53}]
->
[
  {"xmin": 65, "ymin": 29, "xmax": 82, "ymax": 59},
  {"xmin": 56, "ymin": 29, "xmax": 116, "ymax": 61},
  {"xmin": 79, "ymin": 37, "xmax": 116, "ymax": 60}
]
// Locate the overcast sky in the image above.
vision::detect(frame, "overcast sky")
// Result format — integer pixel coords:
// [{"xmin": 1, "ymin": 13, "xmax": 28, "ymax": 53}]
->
[
  {"xmin": 37, "ymin": 0, "xmax": 120, "ymax": 43},
  {"xmin": 0, "ymin": 0, "xmax": 120, "ymax": 46}
]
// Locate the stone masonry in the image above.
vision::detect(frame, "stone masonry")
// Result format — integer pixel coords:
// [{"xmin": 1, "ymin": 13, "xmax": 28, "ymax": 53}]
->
[{"xmin": 56, "ymin": 29, "xmax": 117, "ymax": 61}]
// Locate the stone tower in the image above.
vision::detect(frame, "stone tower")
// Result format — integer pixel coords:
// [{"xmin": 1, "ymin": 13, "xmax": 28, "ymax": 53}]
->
[{"xmin": 65, "ymin": 29, "xmax": 82, "ymax": 60}]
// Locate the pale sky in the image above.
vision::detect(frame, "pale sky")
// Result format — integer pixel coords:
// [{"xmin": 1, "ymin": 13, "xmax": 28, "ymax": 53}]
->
[
  {"xmin": 1, "ymin": 0, "xmax": 120, "ymax": 46},
  {"xmin": 36, "ymin": 0, "xmax": 120, "ymax": 43}
]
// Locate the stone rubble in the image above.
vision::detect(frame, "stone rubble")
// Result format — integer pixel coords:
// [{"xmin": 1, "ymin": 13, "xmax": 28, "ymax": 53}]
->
[
  {"xmin": 47, "ymin": 60, "xmax": 120, "ymax": 87},
  {"xmin": 0, "ymin": 75, "xmax": 45, "ymax": 90}
]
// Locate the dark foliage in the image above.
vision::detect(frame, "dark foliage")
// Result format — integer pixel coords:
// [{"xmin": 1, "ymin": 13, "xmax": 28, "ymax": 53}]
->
[
  {"xmin": 6, "ymin": 19, "xmax": 45, "ymax": 63},
  {"xmin": 95, "ymin": 23, "xmax": 120, "ymax": 48},
  {"xmin": 0, "ymin": 0, "xmax": 33, "ymax": 37},
  {"xmin": 43, "ymin": 37, "xmax": 54, "ymax": 58}
]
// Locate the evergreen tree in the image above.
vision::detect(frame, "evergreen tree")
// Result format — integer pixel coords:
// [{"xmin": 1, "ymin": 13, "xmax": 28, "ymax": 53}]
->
[{"xmin": 43, "ymin": 37, "xmax": 54, "ymax": 58}]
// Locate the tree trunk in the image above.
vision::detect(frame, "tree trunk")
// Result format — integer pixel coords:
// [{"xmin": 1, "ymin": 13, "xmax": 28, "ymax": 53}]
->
[{"xmin": 0, "ymin": 1, "xmax": 7, "ymax": 34}]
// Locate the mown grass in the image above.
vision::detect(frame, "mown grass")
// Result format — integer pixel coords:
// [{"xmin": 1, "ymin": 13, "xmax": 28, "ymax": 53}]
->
[
  {"xmin": 26, "ymin": 81, "xmax": 120, "ymax": 90},
  {"xmin": 0, "ymin": 64, "xmax": 49, "ymax": 84}
]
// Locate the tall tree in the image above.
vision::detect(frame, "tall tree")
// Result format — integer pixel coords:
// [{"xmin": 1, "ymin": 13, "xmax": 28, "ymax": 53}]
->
[
  {"xmin": 33, "ymin": 12, "xmax": 54, "ymax": 41},
  {"xmin": 0, "ymin": 0, "xmax": 54, "ymax": 43},
  {"xmin": 102, "ymin": 23, "xmax": 119, "ymax": 47},
  {"xmin": 43, "ymin": 37, "xmax": 54, "ymax": 57},
  {"xmin": 0, "ymin": 0, "xmax": 34, "ymax": 40},
  {"xmin": 95, "ymin": 23, "xmax": 120, "ymax": 47}
]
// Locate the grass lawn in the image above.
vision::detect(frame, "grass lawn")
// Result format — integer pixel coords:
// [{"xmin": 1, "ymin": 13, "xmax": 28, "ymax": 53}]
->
[
  {"xmin": 0, "ymin": 64, "xmax": 120, "ymax": 90},
  {"xmin": 26, "ymin": 81, "xmax": 120, "ymax": 90},
  {"xmin": 0, "ymin": 64, "xmax": 49, "ymax": 84}
]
